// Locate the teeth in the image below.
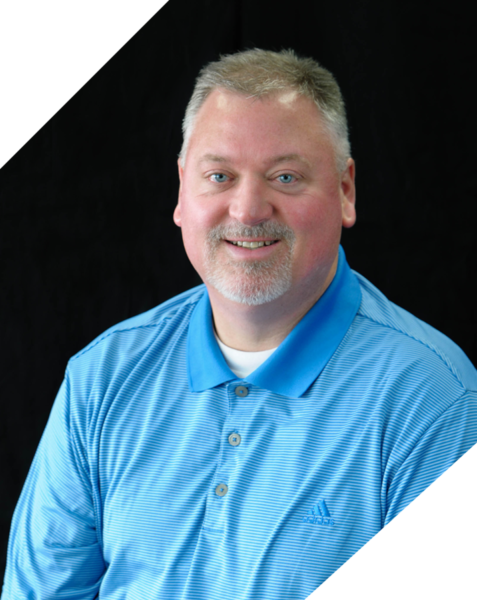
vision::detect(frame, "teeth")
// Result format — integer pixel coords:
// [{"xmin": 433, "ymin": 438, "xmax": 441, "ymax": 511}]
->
[{"xmin": 229, "ymin": 240, "xmax": 276, "ymax": 249}]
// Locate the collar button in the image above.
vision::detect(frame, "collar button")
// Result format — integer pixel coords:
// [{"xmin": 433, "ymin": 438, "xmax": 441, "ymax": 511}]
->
[{"xmin": 234, "ymin": 385, "xmax": 249, "ymax": 397}]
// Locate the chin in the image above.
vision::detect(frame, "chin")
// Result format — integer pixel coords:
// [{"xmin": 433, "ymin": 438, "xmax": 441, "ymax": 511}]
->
[{"xmin": 207, "ymin": 271, "xmax": 293, "ymax": 306}]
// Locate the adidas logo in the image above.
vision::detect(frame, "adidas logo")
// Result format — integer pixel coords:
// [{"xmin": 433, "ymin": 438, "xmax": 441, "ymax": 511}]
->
[{"xmin": 302, "ymin": 500, "xmax": 335, "ymax": 526}]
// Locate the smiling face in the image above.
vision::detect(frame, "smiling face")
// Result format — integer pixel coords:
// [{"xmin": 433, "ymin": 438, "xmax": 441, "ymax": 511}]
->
[{"xmin": 174, "ymin": 88, "xmax": 356, "ymax": 308}]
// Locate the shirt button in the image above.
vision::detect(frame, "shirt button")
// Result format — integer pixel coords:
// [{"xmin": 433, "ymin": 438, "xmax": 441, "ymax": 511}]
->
[
  {"xmin": 235, "ymin": 385, "xmax": 249, "ymax": 397},
  {"xmin": 228, "ymin": 432, "xmax": 241, "ymax": 446},
  {"xmin": 215, "ymin": 483, "xmax": 228, "ymax": 497}
]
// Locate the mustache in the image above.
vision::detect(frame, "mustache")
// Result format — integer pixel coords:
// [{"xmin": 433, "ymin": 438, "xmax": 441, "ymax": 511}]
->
[{"xmin": 207, "ymin": 222, "xmax": 296, "ymax": 244}]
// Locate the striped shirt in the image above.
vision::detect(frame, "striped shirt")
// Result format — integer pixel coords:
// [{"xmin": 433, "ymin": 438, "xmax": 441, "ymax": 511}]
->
[{"xmin": 2, "ymin": 246, "xmax": 477, "ymax": 600}]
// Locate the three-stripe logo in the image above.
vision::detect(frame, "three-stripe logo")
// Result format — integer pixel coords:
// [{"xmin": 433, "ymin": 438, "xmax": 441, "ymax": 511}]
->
[{"xmin": 302, "ymin": 499, "xmax": 335, "ymax": 526}]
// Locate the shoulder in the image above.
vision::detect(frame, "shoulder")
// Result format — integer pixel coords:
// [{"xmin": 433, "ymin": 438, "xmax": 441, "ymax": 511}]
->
[
  {"xmin": 351, "ymin": 271, "xmax": 477, "ymax": 393},
  {"xmin": 67, "ymin": 284, "xmax": 206, "ymax": 372}
]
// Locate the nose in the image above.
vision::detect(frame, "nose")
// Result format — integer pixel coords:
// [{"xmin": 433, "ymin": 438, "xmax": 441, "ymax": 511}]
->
[{"xmin": 228, "ymin": 176, "xmax": 274, "ymax": 226}]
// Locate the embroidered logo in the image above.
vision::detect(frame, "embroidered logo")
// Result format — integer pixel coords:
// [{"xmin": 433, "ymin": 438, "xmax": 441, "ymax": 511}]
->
[{"xmin": 302, "ymin": 500, "xmax": 335, "ymax": 526}]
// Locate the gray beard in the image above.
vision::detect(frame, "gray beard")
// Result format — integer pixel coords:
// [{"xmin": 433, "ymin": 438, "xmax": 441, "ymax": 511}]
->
[{"xmin": 204, "ymin": 222, "xmax": 296, "ymax": 306}]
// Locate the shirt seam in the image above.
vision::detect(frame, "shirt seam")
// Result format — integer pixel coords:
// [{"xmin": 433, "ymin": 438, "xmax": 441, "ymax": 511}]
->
[
  {"xmin": 356, "ymin": 311, "xmax": 466, "ymax": 388},
  {"xmin": 389, "ymin": 388, "xmax": 472, "ymax": 489},
  {"xmin": 69, "ymin": 299, "xmax": 202, "ymax": 363},
  {"xmin": 399, "ymin": 390, "xmax": 469, "ymax": 468}
]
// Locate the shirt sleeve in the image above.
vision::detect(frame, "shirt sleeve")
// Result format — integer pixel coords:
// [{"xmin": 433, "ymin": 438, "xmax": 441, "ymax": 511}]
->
[
  {"xmin": 1, "ymin": 370, "xmax": 106, "ymax": 599},
  {"xmin": 384, "ymin": 390, "xmax": 477, "ymax": 526}
]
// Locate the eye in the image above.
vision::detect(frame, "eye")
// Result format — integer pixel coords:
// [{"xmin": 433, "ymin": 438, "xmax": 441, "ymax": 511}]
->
[
  {"xmin": 210, "ymin": 173, "xmax": 229, "ymax": 183},
  {"xmin": 277, "ymin": 174, "xmax": 296, "ymax": 184}
]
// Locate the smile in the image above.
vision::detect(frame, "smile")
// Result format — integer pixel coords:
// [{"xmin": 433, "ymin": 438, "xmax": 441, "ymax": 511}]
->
[{"xmin": 227, "ymin": 240, "xmax": 278, "ymax": 249}]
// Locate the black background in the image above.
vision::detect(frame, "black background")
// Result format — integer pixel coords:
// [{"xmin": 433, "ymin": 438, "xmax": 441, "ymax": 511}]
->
[{"xmin": 1, "ymin": 0, "xmax": 476, "ymax": 579}]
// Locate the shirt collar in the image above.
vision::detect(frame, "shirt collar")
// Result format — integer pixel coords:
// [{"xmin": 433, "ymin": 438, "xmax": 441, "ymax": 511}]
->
[{"xmin": 187, "ymin": 245, "xmax": 362, "ymax": 397}]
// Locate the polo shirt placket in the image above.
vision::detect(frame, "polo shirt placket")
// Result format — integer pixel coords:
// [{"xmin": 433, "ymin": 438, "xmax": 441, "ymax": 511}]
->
[{"xmin": 203, "ymin": 382, "xmax": 252, "ymax": 532}]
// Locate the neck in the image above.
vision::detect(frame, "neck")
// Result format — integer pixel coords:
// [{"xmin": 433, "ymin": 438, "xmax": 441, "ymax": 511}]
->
[{"xmin": 208, "ymin": 255, "xmax": 338, "ymax": 352}]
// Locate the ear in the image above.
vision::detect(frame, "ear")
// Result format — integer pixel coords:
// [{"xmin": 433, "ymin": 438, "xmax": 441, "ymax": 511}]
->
[
  {"xmin": 173, "ymin": 157, "xmax": 184, "ymax": 227},
  {"xmin": 340, "ymin": 158, "xmax": 356, "ymax": 229}
]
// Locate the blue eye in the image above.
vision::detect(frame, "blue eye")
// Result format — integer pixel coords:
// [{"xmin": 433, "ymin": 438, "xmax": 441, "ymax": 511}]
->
[
  {"xmin": 278, "ymin": 174, "xmax": 295, "ymax": 184},
  {"xmin": 210, "ymin": 173, "xmax": 229, "ymax": 183}
]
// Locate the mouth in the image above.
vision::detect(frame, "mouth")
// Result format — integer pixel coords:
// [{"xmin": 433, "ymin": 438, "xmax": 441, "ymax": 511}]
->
[{"xmin": 226, "ymin": 240, "xmax": 279, "ymax": 249}]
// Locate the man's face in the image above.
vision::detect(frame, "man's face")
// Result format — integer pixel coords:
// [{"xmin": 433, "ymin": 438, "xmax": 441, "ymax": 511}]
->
[{"xmin": 174, "ymin": 89, "xmax": 356, "ymax": 307}]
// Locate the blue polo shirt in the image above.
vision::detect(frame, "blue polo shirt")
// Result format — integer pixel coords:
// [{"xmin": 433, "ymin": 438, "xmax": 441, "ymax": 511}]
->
[{"xmin": 3, "ymin": 247, "xmax": 477, "ymax": 600}]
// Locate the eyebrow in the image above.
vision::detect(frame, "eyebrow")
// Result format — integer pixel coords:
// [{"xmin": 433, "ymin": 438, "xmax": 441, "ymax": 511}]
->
[
  {"xmin": 199, "ymin": 154, "xmax": 229, "ymax": 164},
  {"xmin": 269, "ymin": 154, "xmax": 311, "ymax": 168},
  {"xmin": 198, "ymin": 153, "xmax": 311, "ymax": 167}
]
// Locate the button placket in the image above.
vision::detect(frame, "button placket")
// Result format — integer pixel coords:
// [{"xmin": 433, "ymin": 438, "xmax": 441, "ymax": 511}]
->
[
  {"xmin": 213, "ymin": 390, "xmax": 246, "ymax": 488},
  {"xmin": 203, "ymin": 384, "xmax": 251, "ymax": 530},
  {"xmin": 227, "ymin": 386, "xmax": 246, "ymax": 457}
]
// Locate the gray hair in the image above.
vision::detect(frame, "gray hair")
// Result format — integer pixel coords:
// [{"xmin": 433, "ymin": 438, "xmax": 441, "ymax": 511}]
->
[{"xmin": 179, "ymin": 48, "xmax": 351, "ymax": 172}]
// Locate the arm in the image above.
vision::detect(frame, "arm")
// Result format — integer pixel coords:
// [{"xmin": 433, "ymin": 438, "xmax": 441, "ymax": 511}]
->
[
  {"xmin": 384, "ymin": 390, "xmax": 477, "ymax": 525},
  {"xmin": 1, "ymin": 371, "xmax": 106, "ymax": 599}
]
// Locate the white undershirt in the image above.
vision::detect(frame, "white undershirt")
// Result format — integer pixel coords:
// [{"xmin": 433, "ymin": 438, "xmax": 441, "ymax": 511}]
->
[{"xmin": 214, "ymin": 330, "xmax": 277, "ymax": 379}]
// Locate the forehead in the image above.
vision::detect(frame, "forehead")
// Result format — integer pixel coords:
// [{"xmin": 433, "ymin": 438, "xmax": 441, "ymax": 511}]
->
[
  {"xmin": 194, "ymin": 88, "xmax": 323, "ymax": 132},
  {"xmin": 210, "ymin": 88, "xmax": 304, "ymax": 111},
  {"xmin": 186, "ymin": 89, "xmax": 334, "ymax": 166}
]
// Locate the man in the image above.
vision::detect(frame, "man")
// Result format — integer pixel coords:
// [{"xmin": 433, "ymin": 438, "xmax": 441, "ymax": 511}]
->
[{"xmin": 2, "ymin": 49, "xmax": 476, "ymax": 600}]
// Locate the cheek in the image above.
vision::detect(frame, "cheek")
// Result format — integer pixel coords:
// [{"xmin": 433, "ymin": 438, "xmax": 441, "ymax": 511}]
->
[
  {"xmin": 180, "ymin": 221, "xmax": 205, "ymax": 272},
  {"xmin": 294, "ymin": 195, "xmax": 343, "ymax": 240},
  {"xmin": 178, "ymin": 200, "xmax": 221, "ymax": 276},
  {"xmin": 179, "ymin": 185, "xmax": 227, "ymax": 230},
  {"xmin": 291, "ymin": 197, "xmax": 344, "ymax": 267}
]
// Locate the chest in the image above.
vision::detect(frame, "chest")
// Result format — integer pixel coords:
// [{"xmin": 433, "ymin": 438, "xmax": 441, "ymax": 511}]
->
[{"xmin": 96, "ymin": 378, "xmax": 386, "ymax": 570}]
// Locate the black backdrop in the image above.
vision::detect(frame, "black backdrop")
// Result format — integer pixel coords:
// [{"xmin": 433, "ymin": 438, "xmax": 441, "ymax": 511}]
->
[{"xmin": 1, "ymin": 0, "xmax": 476, "ymax": 580}]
